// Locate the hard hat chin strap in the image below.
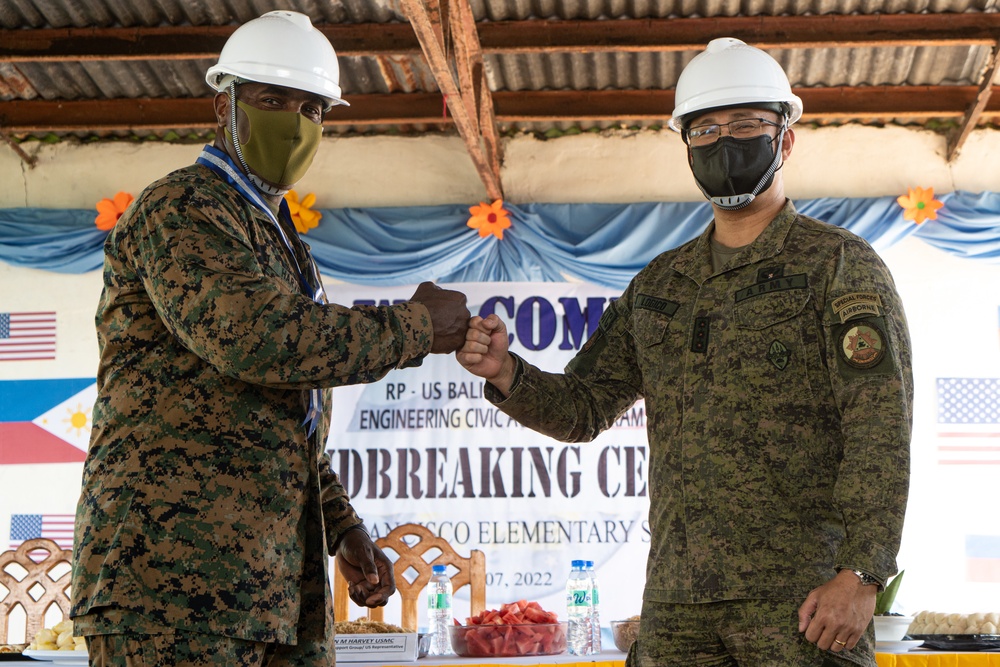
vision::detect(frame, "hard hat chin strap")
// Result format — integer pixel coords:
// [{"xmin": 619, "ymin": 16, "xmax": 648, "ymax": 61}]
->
[{"xmin": 694, "ymin": 122, "xmax": 788, "ymax": 211}]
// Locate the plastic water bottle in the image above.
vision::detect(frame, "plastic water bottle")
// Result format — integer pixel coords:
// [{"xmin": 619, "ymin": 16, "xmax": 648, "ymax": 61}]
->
[
  {"xmin": 566, "ymin": 559, "xmax": 593, "ymax": 656},
  {"xmin": 426, "ymin": 564, "xmax": 453, "ymax": 655},
  {"xmin": 586, "ymin": 560, "xmax": 602, "ymax": 654}
]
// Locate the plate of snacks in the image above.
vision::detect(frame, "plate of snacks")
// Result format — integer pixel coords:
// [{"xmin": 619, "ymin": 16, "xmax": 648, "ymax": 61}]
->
[
  {"xmin": 21, "ymin": 649, "xmax": 89, "ymax": 665},
  {"xmin": 906, "ymin": 611, "xmax": 1000, "ymax": 651},
  {"xmin": 21, "ymin": 619, "xmax": 88, "ymax": 664}
]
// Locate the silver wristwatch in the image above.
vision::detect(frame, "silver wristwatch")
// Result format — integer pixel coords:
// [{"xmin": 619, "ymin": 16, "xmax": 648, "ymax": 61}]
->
[{"xmin": 848, "ymin": 569, "xmax": 880, "ymax": 588}]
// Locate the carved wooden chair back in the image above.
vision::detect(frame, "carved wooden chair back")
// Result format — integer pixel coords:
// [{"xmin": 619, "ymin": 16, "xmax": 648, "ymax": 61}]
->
[
  {"xmin": 333, "ymin": 523, "xmax": 486, "ymax": 632},
  {"xmin": 0, "ymin": 538, "xmax": 73, "ymax": 645}
]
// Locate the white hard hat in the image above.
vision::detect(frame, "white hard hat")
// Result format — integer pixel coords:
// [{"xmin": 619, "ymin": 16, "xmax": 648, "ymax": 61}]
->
[
  {"xmin": 206, "ymin": 10, "xmax": 348, "ymax": 109},
  {"xmin": 668, "ymin": 37, "xmax": 802, "ymax": 131}
]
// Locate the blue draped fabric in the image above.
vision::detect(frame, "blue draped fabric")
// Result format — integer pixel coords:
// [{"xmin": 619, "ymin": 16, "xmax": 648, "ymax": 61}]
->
[
  {"xmin": 2, "ymin": 190, "xmax": 998, "ymax": 289},
  {"xmin": 0, "ymin": 208, "xmax": 108, "ymax": 274}
]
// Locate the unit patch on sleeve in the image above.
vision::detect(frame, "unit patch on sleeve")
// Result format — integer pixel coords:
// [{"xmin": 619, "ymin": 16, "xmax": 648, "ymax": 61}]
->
[
  {"xmin": 838, "ymin": 320, "xmax": 886, "ymax": 369},
  {"xmin": 831, "ymin": 292, "xmax": 883, "ymax": 323}
]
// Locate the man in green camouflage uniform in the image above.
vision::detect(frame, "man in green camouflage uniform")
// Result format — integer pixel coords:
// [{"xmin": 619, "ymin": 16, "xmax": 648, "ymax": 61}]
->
[
  {"xmin": 71, "ymin": 11, "xmax": 470, "ymax": 666},
  {"xmin": 458, "ymin": 38, "xmax": 911, "ymax": 666}
]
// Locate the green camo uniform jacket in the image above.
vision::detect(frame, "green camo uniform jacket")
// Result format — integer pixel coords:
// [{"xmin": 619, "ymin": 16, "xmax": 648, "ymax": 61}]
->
[
  {"xmin": 71, "ymin": 161, "xmax": 433, "ymax": 643},
  {"xmin": 489, "ymin": 200, "xmax": 912, "ymax": 603}
]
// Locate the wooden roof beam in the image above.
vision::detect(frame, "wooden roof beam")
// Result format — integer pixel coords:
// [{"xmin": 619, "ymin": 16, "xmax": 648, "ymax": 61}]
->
[
  {"xmin": 947, "ymin": 43, "xmax": 1000, "ymax": 161},
  {"xmin": 399, "ymin": 0, "xmax": 503, "ymax": 199},
  {"xmin": 478, "ymin": 13, "xmax": 1000, "ymax": 54},
  {"xmin": 450, "ymin": 0, "xmax": 503, "ymax": 187},
  {"xmin": 0, "ymin": 23, "xmax": 421, "ymax": 61},
  {"xmin": 4, "ymin": 13, "xmax": 1000, "ymax": 63},
  {"xmin": 3, "ymin": 87, "xmax": 1000, "ymax": 132}
]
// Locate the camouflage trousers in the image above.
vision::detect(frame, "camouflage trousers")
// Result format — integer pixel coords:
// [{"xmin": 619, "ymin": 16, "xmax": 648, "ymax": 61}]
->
[
  {"xmin": 624, "ymin": 598, "xmax": 876, "ymax": 667},
  {"xmin": 84, "ymin": 631, "xmax": 335, "ymax": 667}
]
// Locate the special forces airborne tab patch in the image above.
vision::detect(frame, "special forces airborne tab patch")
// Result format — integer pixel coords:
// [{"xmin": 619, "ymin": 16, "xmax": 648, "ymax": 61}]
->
[
  {"xmin": 839, "ymin": 320, "xmax": 886, "ymax": 369},
  {"xmin": 831, "ymin": 292, "xmax": 883, "ymax": 323}
]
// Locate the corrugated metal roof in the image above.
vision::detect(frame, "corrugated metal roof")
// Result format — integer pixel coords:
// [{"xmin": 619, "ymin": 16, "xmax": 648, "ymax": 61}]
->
[{"xmin": 2, "ymin": 0, "xmax": 999, "ymax": 143}]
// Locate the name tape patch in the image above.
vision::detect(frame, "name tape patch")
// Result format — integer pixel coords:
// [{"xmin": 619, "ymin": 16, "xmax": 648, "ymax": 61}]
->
[
  {"xmin": 734, "ymin": 273, "xmax": 808, "ymax": 303},
  {"xmin": 635, "ymin": 294, "xmax": 679, "ymax": 317}
]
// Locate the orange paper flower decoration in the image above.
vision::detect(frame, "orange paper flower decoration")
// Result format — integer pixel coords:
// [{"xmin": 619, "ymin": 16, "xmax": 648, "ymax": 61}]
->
[
  {"xmin": 896, "ymin": 186, "xmax": 943, "ymax": 224},
  {"xmin": 285, "ymin": 190, "xmax": 322, "ymax": 234},
  {"xmin": 95, "ymin": 191, "xmax": 134, "ymax": 230},
  {"xmin": 467, "ymin": 199, "xmax": 511, "ymax": 240}
]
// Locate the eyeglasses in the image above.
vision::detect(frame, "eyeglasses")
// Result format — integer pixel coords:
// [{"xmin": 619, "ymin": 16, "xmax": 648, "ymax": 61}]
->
[{"xmin": 684, "ymin": 118, "xmax": 782, "ymax": 147}]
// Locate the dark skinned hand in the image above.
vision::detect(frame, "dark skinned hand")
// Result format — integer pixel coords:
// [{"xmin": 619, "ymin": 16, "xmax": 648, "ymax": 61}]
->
[
  {"xmin": 409, "ymin": 281, "xmax": 470, "ymax": 354},
  {"xmin": 336, "ymin": 528, "xmax": 396, "ymax": 608}
]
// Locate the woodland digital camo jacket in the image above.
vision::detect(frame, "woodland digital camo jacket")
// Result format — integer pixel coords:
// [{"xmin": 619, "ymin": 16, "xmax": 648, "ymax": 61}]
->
[
  {"xmin": 71, "ymin": 158, "xmax": 433, "ymax": 643},
  {"xmin": 489, "ymin": 200, "xmax": 913, "ymax": 602}
]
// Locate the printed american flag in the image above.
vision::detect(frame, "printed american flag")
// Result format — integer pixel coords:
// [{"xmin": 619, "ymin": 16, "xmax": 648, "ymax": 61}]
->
[
  {"xmin": 9, "ymin": 513, "xmax": 75, "ymax": 550},
  {"xmin": 966, "ymin": 534, "xmax": 1000, "ymax": 583},
  {"xmin": 0, "ymin": 311, "xmax": 56, "ymax": 362},
  {"xmin": 936, "ymin": 378, "xmax": 1000, "ymax": 465}
]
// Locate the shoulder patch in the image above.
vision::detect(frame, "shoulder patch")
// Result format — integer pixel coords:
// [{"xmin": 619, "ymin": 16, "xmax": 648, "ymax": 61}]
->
[
  {"xmin": 831, "ymin": 292, "xmax": 883, "ymax": 323},
  {"xmin": 838, "ymin": 320, "xmax": 886, "ymax": 370}
]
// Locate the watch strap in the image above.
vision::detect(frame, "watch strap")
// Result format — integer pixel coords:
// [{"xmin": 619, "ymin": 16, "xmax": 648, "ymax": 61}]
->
[{"xmin": 849, "ymin": 569, "xmax": 880, "ymax": 587}]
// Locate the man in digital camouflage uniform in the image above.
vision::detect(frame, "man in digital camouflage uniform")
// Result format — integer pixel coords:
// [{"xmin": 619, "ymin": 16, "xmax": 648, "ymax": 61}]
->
[
  {"xmin": 71, "ymin": 11, "xmax": 470, "ymax": 666},
  {"xmin": 458, "ymin": 38, "xmax": 912, "ymax": 666}
]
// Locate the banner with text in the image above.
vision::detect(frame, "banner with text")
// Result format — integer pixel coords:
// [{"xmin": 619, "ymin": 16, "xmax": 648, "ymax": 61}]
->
[{"xmin": 325, "ymin": 282, "xmax": 650, "ymax": 629}]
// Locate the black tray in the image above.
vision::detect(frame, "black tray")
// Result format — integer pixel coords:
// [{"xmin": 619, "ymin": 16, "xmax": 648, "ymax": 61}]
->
[
  {"xmin": 908, "ymin": 634, "xmax": 1000, "ymax": 651},
  {"xmin": 0, "ymin": 646, "xmax": 28, "ymax": 661}
]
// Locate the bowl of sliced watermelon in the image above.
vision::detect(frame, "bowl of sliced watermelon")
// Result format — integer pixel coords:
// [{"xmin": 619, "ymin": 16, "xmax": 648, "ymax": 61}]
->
[{"xmin": 448, "ymin": 600, "xmax": 567, "ymax": 657}]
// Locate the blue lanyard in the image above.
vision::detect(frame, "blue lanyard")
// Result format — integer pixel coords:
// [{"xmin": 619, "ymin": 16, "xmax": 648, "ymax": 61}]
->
[{"xmin": 196, "ymin": 145, "xmax": 326, "ymax": 437}]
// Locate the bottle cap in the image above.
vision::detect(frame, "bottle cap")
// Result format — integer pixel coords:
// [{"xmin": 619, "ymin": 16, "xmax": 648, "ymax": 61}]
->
[
  {"xmin": 432, "ymin": 564, "xmax": 447, "ymax": 573},
  {"xmin": 571, "ymin": 559, "xmax": 585, "ymax": 568},
  {"xmin": 586, "ymin": 561, "xmax": 594, "ymax": 567}
]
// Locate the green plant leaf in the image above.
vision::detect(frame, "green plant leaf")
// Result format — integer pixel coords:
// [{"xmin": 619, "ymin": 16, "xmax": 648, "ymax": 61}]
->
[{"xmin": 875, "ymin": 570, "xmax": 904, "ymax": 616}]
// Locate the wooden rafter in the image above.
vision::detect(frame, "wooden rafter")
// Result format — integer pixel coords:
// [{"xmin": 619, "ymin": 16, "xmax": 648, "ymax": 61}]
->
[
  {"xmin": 5, "ymin": 13, "xmax": 1000, "ymax": 62},
  {"xmin": 947, "ymin": 43, "xmax": 1000, "ymax": 161},
  {"xmin": 449, "ymin": 0, "xmax": 503, "ymax": 186},
  {"xmin": 0, "ymin": 24, "xmax": 420, "ymax": 61},
  {"xmin": 3, "ymin": 87, "xmax": 1000, "ymax": 132},
  {"xmin": 477, "ymin": 13, "xmax": 1000, "ymax": 53},
  {"xmin": 399, "ymin": 0, "xmax": 502, "ymax": 199}
]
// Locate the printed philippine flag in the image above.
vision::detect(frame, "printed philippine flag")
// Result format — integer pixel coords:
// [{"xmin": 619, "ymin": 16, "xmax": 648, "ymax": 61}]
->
[{"xmin": 0, "ymin": 378, "xmax": 95, "ymax": 464}]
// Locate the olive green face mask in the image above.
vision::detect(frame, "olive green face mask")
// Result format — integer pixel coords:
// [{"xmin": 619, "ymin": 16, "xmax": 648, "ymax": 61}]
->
[{"xmin": 227, "ymin": 99, "xmax": 322, "ymax": 188}]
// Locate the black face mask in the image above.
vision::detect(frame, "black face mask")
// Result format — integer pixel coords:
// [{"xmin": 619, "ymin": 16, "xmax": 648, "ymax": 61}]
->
[{"xmin": 689, "ymin": 133, "xmax": 784, "ymax": 210}]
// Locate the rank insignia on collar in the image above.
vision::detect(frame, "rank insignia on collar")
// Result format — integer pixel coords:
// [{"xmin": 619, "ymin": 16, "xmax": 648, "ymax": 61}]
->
[
  {"xmin": 839, "ymin": 320, "xmax": 886, "ymax": 369},
  {"xmin": 757, "ymin": 266, "xmax": 784, "ymax": 282},
  {"xmin": 767, "ymin": 340, "xmax": 790, "ymax": 370}
]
